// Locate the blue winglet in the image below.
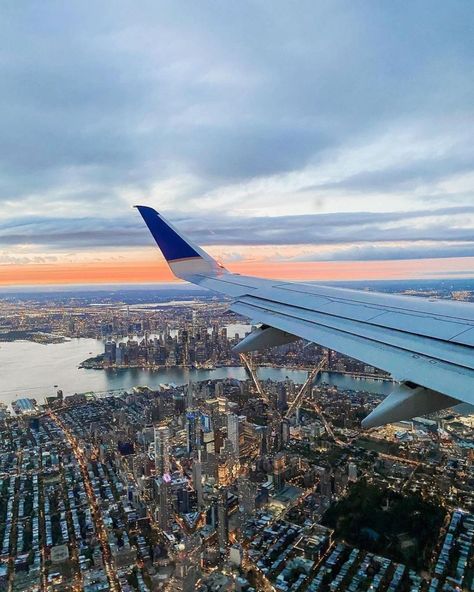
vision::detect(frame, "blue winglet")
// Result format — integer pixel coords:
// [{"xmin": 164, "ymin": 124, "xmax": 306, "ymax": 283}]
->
[{"xmin": 135, "ymin": 205, "xmax": 201, "ymax": 262}]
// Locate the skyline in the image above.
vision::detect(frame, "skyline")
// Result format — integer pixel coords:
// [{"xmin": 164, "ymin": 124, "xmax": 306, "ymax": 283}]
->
[{"xmin": 1, "ymin": 2, "xmax": 474, "ymax": 285}]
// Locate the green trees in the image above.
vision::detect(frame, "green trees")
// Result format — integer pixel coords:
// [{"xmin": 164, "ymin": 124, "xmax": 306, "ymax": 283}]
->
[{"xmin": 322, "ymin": 479, "xmax": 445, "ymax": 569}]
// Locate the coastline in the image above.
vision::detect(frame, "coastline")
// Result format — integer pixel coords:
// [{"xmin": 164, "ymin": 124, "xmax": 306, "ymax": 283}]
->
[{"xmin": 79, "ymin": 358, "xmax": 394, "ymax": 383}]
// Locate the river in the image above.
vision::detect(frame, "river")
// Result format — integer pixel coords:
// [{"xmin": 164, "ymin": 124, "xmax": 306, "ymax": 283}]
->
[{"xmin": 0, "ymin": 337, "xmax": 394, "ymax": 407}]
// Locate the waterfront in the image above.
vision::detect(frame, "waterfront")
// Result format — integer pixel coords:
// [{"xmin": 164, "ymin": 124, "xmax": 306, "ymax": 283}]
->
[{"xmin": 0, "ymin": 337, "xmax": 395, "ymax": 406}]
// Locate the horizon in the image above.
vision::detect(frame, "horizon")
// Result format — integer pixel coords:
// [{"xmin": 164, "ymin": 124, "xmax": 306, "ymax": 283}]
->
[
  {"xmin": 2, "ymin": 275, "xmax": 474, "ymax": 295},
  {"xmin": 1, "ymin": 251, "xmax": 474, "ymax": 288},
  {"xmin": 1, "ymin": 3, "xmax": 473, "ymax": 286}
]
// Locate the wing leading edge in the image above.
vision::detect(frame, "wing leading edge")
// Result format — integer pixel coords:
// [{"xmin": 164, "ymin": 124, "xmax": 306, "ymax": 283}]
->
[{"xmin": 136, "ymin": 206, "xmax": 474, "ymax": 428}]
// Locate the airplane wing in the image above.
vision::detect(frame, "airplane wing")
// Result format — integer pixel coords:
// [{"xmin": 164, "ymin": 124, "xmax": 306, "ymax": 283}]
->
[{"xmin": 136, "ymin": 205, "xmax": 474, "ymax": 428}]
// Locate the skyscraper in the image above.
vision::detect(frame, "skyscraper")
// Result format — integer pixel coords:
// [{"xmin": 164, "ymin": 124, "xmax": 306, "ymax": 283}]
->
[
  {"xmin": 273, "ymin": 452, "xmax": 286, "ymax": 492},
  {"xmin": 277, "ymin": 383, "xmax": 288, "ymax": 412},
  {"xmin": 186, "ymin": 411, "xmax": 201, "ymax": 454},
  {"xmin": 186, "ymin": 379, "xmax": 194, "ymax": 410},
  {"xmin": 238, "ymin": 477, "xmax": 257, "ymax": 517},
  {"xmin": 156, "ymin": 475, "xmax": 172, "ymax": 532},
  {"xmin": 217, "ymin": 487, "xmax": 229, "ymax": 554},
  {"xmin": 280, "ymin": 418, "xmax": 290, "ymax": 447},
  {"xmin": 104, "ymin": 340, "xmax": 116, "ymax": 364},
  {"xmin": 227, "ymin": 413, "xmax": 240, "ymax": 458},
  {"xmin": 154, "ymin": 425, "xmax": 171, "ymax": 477},
  {"xmin": 192, "ymin": 459, "xmax": 203, "ymax": 509},
  {"xmin": 348, "ymin": 462, "xmax": 358, "ymax": 482}
]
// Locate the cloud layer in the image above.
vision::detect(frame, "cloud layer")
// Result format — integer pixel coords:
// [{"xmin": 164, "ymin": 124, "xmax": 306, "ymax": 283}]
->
[{"xmin": 1, "ymin": 1, "xmax": 473, "ymax": 270}]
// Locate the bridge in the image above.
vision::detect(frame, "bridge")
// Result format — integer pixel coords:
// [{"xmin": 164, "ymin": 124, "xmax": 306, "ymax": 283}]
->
[
  {"xmin": 240, "ymin": 352, "xmax": 329, "ymax": 423},
  {"xmin": 284, "ymin": 357, "xmax": 326, "ymax": 419},
  {"xmin": 239, "ymin": 353, "xmax": 271, "ymax": 405}
]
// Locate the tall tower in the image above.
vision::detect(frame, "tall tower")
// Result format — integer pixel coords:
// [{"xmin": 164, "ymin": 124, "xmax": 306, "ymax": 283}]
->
[
  {"xmin": 104, "ymin": 340, "xmax": 116, "ymax": 364},
  {"xmin": 217, "ymin": 487, "xmax": 229, "ymax": 554},
  {"xmin": 280, "ymin": 419, "xmax": 290, "ymax": 447},
  {"xmin": 155, "ymin": 475, "xmax": 173, "ymax": 532},
  {"xmin": 273, "ymin": 452, "xmax": 286, "ymax": 492},
  {"xmin": 186, "ymin": 411, "xmax": 201, "ymax": 454},
  {"xmin": 277, "ymin": 383, "xmax": 288, "ymax": 412},
  {"xmin": 154, "ymin": 425, "xmax": 171, "ymax": 477},
  {"xmin": 192, "ymin": 458, "xmax": 203, "ymax": 509},
  {"xmin": 348, "ymin": 462, "xmax": 358, "ymax": 482},
  {"xmin": 186, "ymin": 379, "xmax": 194, "ymax": 410},
  {"xmin": 238, "ymin": 477, "xmax": 257, "ymax": 517},
  {"xmin": 227, "ymin": 413, "xmax": 240, "ymax": 458}
]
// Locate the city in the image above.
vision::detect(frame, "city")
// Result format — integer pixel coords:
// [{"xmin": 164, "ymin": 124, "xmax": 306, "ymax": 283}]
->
[
  {"xmin": 1, "ymin": 2, "xmax": 474, "ymax": 591},
  {"xmin": 0, "ymin": 286, "xmax": 473, "ymax": 591}
]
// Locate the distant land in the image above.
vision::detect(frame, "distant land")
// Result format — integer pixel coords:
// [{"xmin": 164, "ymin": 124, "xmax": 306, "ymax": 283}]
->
[{"xmin": 0, "ymin": 278, "xmax": 473, "ymax": 304}]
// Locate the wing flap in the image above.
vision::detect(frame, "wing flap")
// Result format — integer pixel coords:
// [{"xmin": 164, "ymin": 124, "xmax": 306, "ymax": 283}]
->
[
  {"xmin": 236, "ymin": 285, "xmax": 474, "ymax": 347},
  {"xmin": 234, "ymin": 294, "xmax": 474, "ymax": 371},
  {"xmin": 231, "ymin": 299, "xmax": 474, "ymax": 406}
]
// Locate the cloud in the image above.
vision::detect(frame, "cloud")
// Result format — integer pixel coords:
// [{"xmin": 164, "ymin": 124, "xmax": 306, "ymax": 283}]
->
[
  {"xmin": 0, "ymin": 1, "xmax": 473, "ymax": 262},
  {"xmin": 1, "ymin": 206, "xmax": 473, "ymax": 262},
  {"xmin": 291, "ymin": 242, "xmax": 474, "ymax": 262}
]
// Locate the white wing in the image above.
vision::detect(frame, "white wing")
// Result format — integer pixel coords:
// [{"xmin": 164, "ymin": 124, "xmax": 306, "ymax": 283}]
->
[{"xmin": 136, "ymin": 206, "xmax": 474, "ymax": 428}]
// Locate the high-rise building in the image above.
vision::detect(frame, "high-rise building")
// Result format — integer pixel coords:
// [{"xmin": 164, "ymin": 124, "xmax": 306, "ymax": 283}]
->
[
  {"xmin": 203, "ymin": 452, "xmax": 218, "ymax": 480},
  {"xmin": 318, "ymin": 467, "xmax": 332, "ymax": 500},
  {"xmin": 192, "ymin": 459, "xmax": 203, "ymax": 508},
  {"xmin": 206, "ymin": 497, "xmax": 219, "ymax": 529},
  {"xmin": 154, "ymin": 425, "xmax": 171, "ymax": 477},
  {"xmin": 334, "ymin": 467, "xmax": 348, "ymax": 495},
  {"xmin": 348, "ymin": 462, "xmax": 358, "ymax": 482},
  {"xmin": 104, "ymin": 340, "xmax": 116, "ymax": 364},
  {"xmin": 186, "ymin": 379, "xmax": 194, "ymax": 410},
  {"xmin": 155, "ymin": 475, "xmax": 172, "ymax": 532},
  {"xmin": 173, "ymin": 393, "xmax": 186, "ymax": 415},
  {"xmin": 238, "ymin": 477, "xmax": 257, "ymax": 517},
  {"xmin": 201, "ymin": 413, "xmax": 212, "ymax": 433},
  {"xmin": 280, "ymin": 419, "xmax": 290, "ymax": 447},
  {"xmin": 202, "ymin": 429, "xmax": 215, "ymax": 454},
  {"xmin": 215, "ymin": 381, "xmax": 224, "ymax": 398},
  {"xmin": 273, "ymin": 452, "xmax": 286, "ymax": 492},
  {"xmin": 277, "ymin": 383, "xmax": 288, "ymax": 412},
  {"xmin": 227, "ymin": 413, "xmax": 240, "ymax": 458},
  {"xmin": 186, "ymin": 411, "xmax": 201, "ymax": 454},
  {"xmin": 217, "ymin": 488, "xmax": 229, "ymax": 553},
  {"xmin": 258, "ymin": 426, "xmax": 268, "ymax": 456},
  {"xmin": 177, "ymin": 487, "xmax": 191, "ymax": 514},
  {"xmin": 115, "ymin": 344, "xmax": 123, "ymax": 365}
]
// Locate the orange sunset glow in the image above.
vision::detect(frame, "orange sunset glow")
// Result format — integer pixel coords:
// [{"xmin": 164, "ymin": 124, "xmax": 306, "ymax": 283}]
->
[
  {"xmin": 1, "ymin": 256, "xmax": 473, "ymax": 286},
  {"xmin": 1, "ymin": 3, "xmax": 473, "ymax": 290}
]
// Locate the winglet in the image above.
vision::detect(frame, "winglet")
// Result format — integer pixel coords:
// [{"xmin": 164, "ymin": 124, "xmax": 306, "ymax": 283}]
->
[{"xmin": 135, "ymin": 205, "xmax": 226, "ymax": 281}]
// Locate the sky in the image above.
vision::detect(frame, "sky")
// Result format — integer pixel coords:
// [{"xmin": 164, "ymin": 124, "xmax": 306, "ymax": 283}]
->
[{"xmin": 1, "ymin": 1, "xmax": 473, "ymax": 286}]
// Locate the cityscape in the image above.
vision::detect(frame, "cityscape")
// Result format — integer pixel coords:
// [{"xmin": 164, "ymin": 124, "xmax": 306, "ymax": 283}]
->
[
  {"xmin": 1, "ymin": 2, "xmax": 474, "ymax": 592},
  {"xmin": 0, "ymin": 283, "xmax": 473, "ymax": 591}
]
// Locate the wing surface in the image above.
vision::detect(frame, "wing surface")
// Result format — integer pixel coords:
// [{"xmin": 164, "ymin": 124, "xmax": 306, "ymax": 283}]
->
[{"xmin": 136, "ymin": 206, "xmax": 474, "ymax": 427}]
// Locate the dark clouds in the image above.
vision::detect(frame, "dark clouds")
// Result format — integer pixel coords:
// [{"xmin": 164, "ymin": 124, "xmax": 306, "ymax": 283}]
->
[
  {"xmin": 1, "ymin": 206, "xmax": 473, "ymax": 253},
  {"xmin": 294, "ymin": 243, "xmax": 474, "ymax": 262},
  {"xmin": 0, "ymin": 1, "xmax": 473, "ymax": 261}
]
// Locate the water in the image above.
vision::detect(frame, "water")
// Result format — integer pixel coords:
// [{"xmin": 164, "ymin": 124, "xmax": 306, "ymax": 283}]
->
[{"xmin": 0, "ymin": 338, "xmax": 394, "ymax": 406}]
